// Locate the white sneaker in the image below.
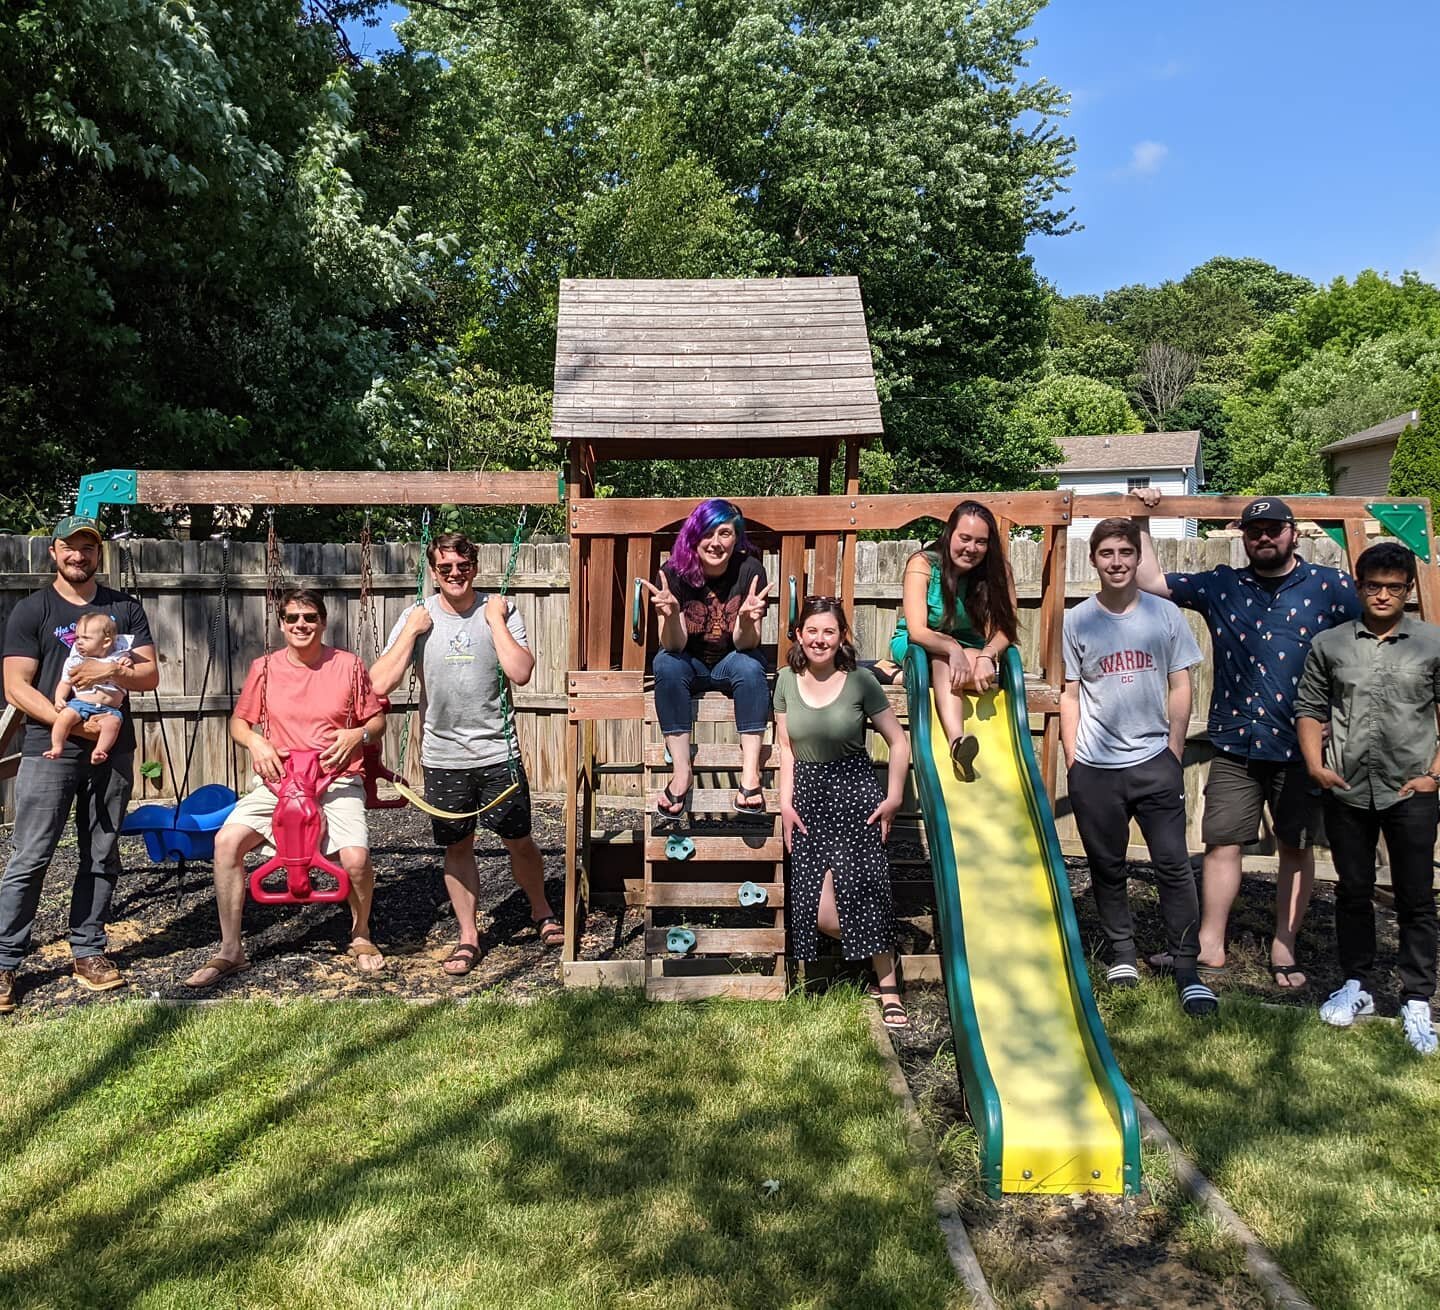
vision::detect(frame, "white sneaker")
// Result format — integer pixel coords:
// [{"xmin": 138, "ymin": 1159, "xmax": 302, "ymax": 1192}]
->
[
  {"xmin": 1319, "ymin": 979, "xmax": 1374, "ymax": 1028},
  {"xmin": 1401, "ymin": 999, "xmax": 1438, "ymax": 1055}
]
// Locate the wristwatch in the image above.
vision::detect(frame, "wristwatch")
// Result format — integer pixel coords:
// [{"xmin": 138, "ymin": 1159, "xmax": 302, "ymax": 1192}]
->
[
  {"xmin": 361, "ymin": 728, "xmax": 372, "ymax": 746},
  {"xmin": 1426, "ymin": 771, "xmax": 1440, "ymax": 784}
]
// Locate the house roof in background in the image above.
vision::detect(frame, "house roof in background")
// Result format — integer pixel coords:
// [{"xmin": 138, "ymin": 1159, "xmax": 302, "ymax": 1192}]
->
[
  {"xmin": 1319, "ymin": 410, "xmax": 1420, "ymax": 455},
  {"xmin": 1039, "ymin": 430, "xmax": 1202, "ymax": 474},
  {"xmin": 551, "ymin": 277, "xmax": 883, "ymax": 455}
]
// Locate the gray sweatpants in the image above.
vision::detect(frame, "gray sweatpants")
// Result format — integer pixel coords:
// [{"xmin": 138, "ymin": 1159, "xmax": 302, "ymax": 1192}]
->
[{"xmin": 0, "ymin": 753, "xmax": 133, "ymax": 968}]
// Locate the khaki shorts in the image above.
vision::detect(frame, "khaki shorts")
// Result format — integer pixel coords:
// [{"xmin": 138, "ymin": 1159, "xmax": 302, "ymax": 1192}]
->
[
  {"xmin": 224, "ymin": 776, "xmax": 369, "ymax": 855},
  {"xmin": 1201, "ymin": 751, "xmax": 1320, "ymax": 850}
]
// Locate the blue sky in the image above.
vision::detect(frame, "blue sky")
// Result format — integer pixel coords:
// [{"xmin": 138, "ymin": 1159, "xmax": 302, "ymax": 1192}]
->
[{"xmin": 343, "ymin": 2, "xmax": 1439, "ymax": 296}]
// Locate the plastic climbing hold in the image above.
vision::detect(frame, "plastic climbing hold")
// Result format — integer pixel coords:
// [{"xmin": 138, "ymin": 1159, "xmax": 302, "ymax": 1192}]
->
[
  {"xmin": 666, "ymin": 927, "xmax": 697, "ymax": 955},
  {"xmin": 665, "ymin": 834, "xmax": 695, "ymax": 861},
  {"xmin": 1368, "ymin": 502, "xmax": 1432, "ymax": 561},
  {"xmin": 737, "ymin": 880, "xmax": 768, "ymax": 907}
]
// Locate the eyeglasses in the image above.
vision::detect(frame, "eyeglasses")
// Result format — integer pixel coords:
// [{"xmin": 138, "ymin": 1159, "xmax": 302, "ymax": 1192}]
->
[
  {"xmin": 1360, "ymin": 580, "xmax": 1410, "ymax": 597},
  {"xmin": 435, "ymin": 562, "xmax": 475, "ymax": 576},
  {"xmin": 280, "ymin": 611, "xmax": 321, "ymax": 625},
  {"xmin": 1242, "ymin": 523, "xmax": 1291, "ymax": 539}
]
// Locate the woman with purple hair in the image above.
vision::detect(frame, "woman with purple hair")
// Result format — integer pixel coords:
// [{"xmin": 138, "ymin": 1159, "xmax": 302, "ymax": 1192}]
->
[{"xmin": 640, "ymin": 499, "xmax": 772, "ymax": 815}]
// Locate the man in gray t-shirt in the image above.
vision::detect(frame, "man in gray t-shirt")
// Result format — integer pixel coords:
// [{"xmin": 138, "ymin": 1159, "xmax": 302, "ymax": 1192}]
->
[
  {"xmin": 370, "ymin": 532, "xmax": 562, "ymax": 976},
  {"xmin": 1060, "ymin": 518, "xmax": 1214, "ymax": 1017}
]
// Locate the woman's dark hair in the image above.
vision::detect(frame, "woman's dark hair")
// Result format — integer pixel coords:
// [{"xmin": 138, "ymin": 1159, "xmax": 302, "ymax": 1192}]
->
[
  {"xmin": 787, "ymin": 597, "xmax": 858, "ymax": 673},
  {"xmin": 1355, "ymin": 541, "xmax": 1417, "ymax": 584},
  {"xmin": 276, "ymin": 587, "xmax": 327, "ymax": 625},
  {"xmin": 938, "ymin": 501, "xmax": 1017, "ymax": 644}
]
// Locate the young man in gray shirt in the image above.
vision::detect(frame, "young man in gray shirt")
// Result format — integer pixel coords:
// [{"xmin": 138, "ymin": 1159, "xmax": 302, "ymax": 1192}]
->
[
  {"xmin": 371, "ymin": 531, "xmax": 562, "ymax": 976},
  {"xmin": 1061, "ymin": 518, "xmax": 1216, "ymax": 1016}
]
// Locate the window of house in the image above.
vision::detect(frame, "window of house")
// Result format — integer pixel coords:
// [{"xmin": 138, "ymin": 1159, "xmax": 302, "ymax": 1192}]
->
[{"xmin": 1127, "ymin": 476, "xmax": 1150, "ymax": 491}]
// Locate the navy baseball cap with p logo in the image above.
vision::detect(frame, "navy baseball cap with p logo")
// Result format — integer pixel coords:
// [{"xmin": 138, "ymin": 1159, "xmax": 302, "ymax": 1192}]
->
[{"xmin": 1238, "ymin": 498, "xmax": 1295, "ymax": 526}]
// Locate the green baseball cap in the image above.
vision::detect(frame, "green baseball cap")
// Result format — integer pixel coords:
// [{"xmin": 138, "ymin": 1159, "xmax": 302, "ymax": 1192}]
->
[{"xmin": 53, "ymin": 515, "xmax": 105, "ymax": 543}]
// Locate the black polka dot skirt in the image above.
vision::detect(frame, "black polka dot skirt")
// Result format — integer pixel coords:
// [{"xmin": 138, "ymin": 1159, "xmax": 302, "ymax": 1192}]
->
[{"xmin": 789, "ymin": 755, "xmax": 897, "ymax": 962}]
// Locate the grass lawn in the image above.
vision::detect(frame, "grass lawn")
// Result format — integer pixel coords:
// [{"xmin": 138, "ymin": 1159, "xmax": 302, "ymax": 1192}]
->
[
  {"xmin": 0, "ymin": 992, "xmax": 963, "ymax": 1310},
  {"xmin": 1101, "ymin": 981, "xmax": 1440, "ymax": 1310}
]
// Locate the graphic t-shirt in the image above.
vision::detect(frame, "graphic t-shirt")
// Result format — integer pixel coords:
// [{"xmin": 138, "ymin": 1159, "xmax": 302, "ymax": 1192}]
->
[
  {"xmin": 663, "ymin": 553, "xmax": 767, "ymax": 665},
  {"xmin": 1063, "ymin": 592, "xmax": 1202, "ymax": 768},
  {"xmin": 773, "ymin": 667, "xmax": 890, "ymax": 763},
  {"xmin": 233, "ymin": 647, "xmax": 384, "ymax": 778},
  {"xmin": 382, "ymin": 594, "xmax": 528, "ymax": 769},
  {"xmin": 3, "ymin": 584, "xmax": 153, "ymax": 760}
]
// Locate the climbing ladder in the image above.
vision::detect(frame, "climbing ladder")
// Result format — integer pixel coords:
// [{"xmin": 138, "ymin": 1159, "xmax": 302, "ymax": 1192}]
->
[{"xmin": 641, "ymin": 685, "xmax": 787, "ymax": 1000}]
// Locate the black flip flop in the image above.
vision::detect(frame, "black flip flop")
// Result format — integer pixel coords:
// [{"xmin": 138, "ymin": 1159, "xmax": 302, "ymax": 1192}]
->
[
  {"xmin": 656, "ymin": 782, "xmax": 690, "ymax": 817},
  {"xmin": 1270, "ymin": 958, "xmax": 1307, "ymax": 991},
  {"xmin": 733, "ymin": 785, "xmax": 767, "ymax": 816},
  {"xmin": 875, "ymin": 986, "xmax": 910, "ymax": 1029}
]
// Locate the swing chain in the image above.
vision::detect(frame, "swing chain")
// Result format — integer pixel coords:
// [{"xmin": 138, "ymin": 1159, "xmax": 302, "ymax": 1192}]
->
[
  {"xmin": 359, "ymin": 511, "xmax": 381, "ymax": 661},
  {"xmin": 495, "ymin": 505, "xmax": 528, "ymax": 781}
]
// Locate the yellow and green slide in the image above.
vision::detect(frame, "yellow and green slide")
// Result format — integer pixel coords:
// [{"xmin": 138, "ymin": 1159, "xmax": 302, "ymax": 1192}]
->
[{"xmin": 904, "ymin": 646, "xmax": 1141, "ymax": 1197}]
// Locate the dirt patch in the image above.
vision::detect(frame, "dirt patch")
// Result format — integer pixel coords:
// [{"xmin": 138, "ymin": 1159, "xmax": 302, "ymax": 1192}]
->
[{"xmin": 0, "ymin": 799, "xmax": 640, "ymax": 1013}]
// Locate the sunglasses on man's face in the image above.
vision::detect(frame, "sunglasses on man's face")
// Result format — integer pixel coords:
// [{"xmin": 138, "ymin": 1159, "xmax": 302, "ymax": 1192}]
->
[
  {"xmin": 280, "ymin": 611, "xmax": 321, "ymax": 625},
  {"xmin": 1243, "ymin": 522, "xmax": 1290, "ymax": 540},
  {"xmin": 435, "ymin": 562, "xmax": 475, "ymax": 576}
]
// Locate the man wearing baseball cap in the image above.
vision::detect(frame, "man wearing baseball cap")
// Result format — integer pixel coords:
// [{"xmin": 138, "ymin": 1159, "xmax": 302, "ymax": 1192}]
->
[
  {"xmin": 1130, "ymin": 491, "xmax": 1360, "ymax": 989},
  {"xmin": 0, "ymin": 516, "xmax": 159, "ymax": 1012}
]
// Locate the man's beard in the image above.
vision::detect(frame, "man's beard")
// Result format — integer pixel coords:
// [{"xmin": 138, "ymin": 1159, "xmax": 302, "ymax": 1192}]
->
[
  {"xmin": 58, "ymin": 560, "xmax": 98, "ymax": 584},
  {"xmin": 1243, "ymin": 540, "xmax": 1295, "ymax": 572}
]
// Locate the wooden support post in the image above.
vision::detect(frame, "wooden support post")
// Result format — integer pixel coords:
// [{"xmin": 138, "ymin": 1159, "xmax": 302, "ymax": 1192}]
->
[
  {"xmin": 778, "ymin": 533, "xmax": 806, "ymax": 667},
  {"xmin": 562, "ymin": 445, "xmax": 590, "ymax": 965},
  {"xmin": 841, "ymin": 440, "xmax": 860, "ymax": 613},
  {"xmin": 1342, "ymin": 519, "xmax": 1369, "ymax": 573}
]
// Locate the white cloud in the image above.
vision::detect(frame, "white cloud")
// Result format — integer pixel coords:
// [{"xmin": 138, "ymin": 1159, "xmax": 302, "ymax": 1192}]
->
[{"xmin": 1114, "ymin": 140, "xmax": 1169, "ymax": 179}]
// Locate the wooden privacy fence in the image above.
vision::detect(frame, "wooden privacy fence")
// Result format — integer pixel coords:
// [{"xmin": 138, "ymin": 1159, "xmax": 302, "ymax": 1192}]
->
[{"xmin": 0, "ymin": 527, "xmax": 1360, "ymax": 838}]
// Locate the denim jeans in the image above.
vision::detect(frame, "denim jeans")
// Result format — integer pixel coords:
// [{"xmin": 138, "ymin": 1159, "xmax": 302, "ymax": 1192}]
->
[
  {"xmin": 652, "ymin": 648, "xmax": 770, "ymax": 736},
  {"xmin": 0, "ymin": 753, "xmax": 133, "ymax": 967}
]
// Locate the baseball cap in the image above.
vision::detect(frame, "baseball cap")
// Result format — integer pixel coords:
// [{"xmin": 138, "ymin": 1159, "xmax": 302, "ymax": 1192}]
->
[
  {"xmin": 1238, "ymin": 498, "xmax": 1295, "ymax": 527},
  {"xmin": 52, "ymin": 515, "xmax": 105, "ymax": 543}
]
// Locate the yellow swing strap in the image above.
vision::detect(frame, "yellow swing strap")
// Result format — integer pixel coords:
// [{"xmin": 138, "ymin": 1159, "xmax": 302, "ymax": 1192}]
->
[{"xmin": 387, "ymin": 778, "xmax": 519, "ymax": 821}]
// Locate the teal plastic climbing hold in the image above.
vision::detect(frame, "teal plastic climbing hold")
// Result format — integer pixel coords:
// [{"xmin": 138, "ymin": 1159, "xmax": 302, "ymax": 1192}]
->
[
  {"xmin": 737, "ymin": 880, "xmax": 768, "ymax": 907},
  {"xmin": 665, "ymin": 834, "xmax": 695, "ymax": 861},
  {"xmin": 1368, "ymin": 502, "xmax": 1432, "ymax": 562},
  {"xmin": 666, "ymin": 927, "xmax": 697, "ymax": 955}
]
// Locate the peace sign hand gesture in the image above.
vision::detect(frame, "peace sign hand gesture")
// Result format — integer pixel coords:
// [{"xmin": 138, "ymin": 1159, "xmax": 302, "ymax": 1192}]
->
[
  {"xmin": 737, "ymin": 576, "xmax": 773, "ymax": 627},
  {"xmin": 640, "ymin": 573, "xmax": 680, "ymax": 620}
]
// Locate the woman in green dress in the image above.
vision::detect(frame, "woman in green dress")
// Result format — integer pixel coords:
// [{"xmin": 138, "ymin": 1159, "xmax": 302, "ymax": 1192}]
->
[{"xmin": 882, "ymin": 500, "xmax": 1018, "ymax": 779}]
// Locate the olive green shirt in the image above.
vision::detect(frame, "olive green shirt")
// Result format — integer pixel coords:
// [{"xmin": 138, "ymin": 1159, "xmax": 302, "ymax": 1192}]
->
[
  {"xmin": 1295, "ymin": 615, "xmax": 1440, "ymax": 810},
  {"xmin": 773, "ymin": 667, "xmax": 890, "ymax": 763}
]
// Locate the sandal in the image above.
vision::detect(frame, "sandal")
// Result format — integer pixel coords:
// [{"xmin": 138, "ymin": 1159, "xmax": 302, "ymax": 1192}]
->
[
  {"xmin": 733, "ymin": 785, "xmax": 767, "ymax": 815},
  {"xmin": 183, "ymin": 954, "xmax": 250, "ymax": 990},
  {"xmin": 1270, "ymin": 956, "xmax": 1307, "ymax": 990},
  {"xmin": 347, "ymin": 938, "xmax": 387, "ymax": 974},
  {"xmin": 443, "ymin": 942, "xmax": 482, "ymax": 976},
  {"xmin": 876, "ymin": 986, "xmax": 910, "ymax": 1030},
  {"xmin": 656, "ymin": 782, "xmax": 690, "ymax": 817},
  {"xmin": 533, "ymin": 915, "xmax": 564, "ymax": 949},
  {"xmin": 950, "ymin": 732, "xmax": 979, "ymax": 782}
]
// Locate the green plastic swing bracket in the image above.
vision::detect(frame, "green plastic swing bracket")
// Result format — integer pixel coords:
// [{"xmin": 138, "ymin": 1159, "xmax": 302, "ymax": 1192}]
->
[
  {"xmin": 557, "ymin": 470, "xmax": 566, "ymax": 502},
  {"xmin": 75, "ymin": 469, "xmax": 137, "ymax": 520},
  {"xmin": 631, "ymin": 577, "xmax": 645, "ymax": 645},
  {"xmin": 1368, "ymin": 503, "xmax": 1431, "ymax": 561},
  {"xmin": 1319, "ymin": 524, "xmax": 1347, "ymax": 551},
  {"xmin": 787, "ymin": 575, "xmax": 798, "ymax": 635}
]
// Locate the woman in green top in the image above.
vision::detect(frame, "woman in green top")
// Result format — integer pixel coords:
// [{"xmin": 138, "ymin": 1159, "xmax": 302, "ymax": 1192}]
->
[
  {"xmin": 776, "ymin": 598, "xmax": 911, "ymax": 1027},
  {"xmin": 881, "ymin": 500, "xmax": 1018, "ymax": 779}
]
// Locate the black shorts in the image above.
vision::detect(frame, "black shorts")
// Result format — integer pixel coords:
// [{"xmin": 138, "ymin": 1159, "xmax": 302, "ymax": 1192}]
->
[
  {"xmin": 1201, "ymin": 751, "xmax": 1320, "ymax": 850},
  {"xmin": 423, "ymin": 762, "xmax": 532, "ymax": 846}
]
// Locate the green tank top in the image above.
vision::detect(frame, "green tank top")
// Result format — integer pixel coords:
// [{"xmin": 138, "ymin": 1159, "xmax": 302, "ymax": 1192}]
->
[{"xmin": 889, "ymin": 550, "xmax": 980, "ymax": 661}]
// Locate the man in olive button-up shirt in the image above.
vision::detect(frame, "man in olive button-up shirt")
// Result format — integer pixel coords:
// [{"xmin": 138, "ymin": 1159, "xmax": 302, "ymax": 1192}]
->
[{"xmin": 1296, "ymin": 542, "xmax": 1440, "ymax": 1054}]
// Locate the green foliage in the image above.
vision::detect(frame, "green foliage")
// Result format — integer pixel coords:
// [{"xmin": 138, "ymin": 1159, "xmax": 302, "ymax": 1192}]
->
[
  {"xmin": 1389, "ymin": 373, "xmax": 1440, "ymax": 523},
  {"xmin": 0, "ymin": 1, "xmax": 444, "ymax": 531},
  {"xmin": 1168, "ymin": 384, "xmax": 1236, "ymax": 494},
  {"xmin": 355, "ymin": 0, "xmax": 1075, "ymax": 493},
  {"xmin": 1006, "ymin": 372, "xmax": 1143, "ymax": 446}
]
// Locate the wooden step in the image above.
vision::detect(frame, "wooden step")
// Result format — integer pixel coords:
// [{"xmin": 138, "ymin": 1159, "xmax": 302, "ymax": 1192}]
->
[
  {"xmin": 649, "ymin": 787, "xmax": 779, "ymax": 814},
  {"xmin": 645, "ymin": 927, "xmax": 785, "ymax": 956},
  {"xmin": 644, "ymin": 691, "xmax": 765, "ymax": 723},
  {"xmin": 644, "ymin": 834, "xmax": 783, "ymax": 861},
  {"xmin": 644, "ymin": 742, "xmax": 776, "ymax": 769},
  {"xmin": 645, "ymin": 973, "xmax": 787, "ymax": 1002},
  {"xmin": 643, "ymin": 881, "xmax": 786, "ymax": 909}
]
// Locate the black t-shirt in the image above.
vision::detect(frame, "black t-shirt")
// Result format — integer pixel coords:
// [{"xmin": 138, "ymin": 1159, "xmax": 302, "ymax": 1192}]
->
[
  {"xmin": 663, "ymin": 553, "xmax": 767, "ymax": 665},
  {"xmin": 3, "ymin": 583, "xmax": 154, "ymax": 759}
]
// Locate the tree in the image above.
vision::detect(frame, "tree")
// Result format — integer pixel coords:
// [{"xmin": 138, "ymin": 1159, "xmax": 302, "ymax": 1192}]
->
[
  {"xmin": 1132, "ymin": 342, "xmax": 1198, "ymax": 430},
  {"xmin": 1169, "ymin": 384, "xmax": 1236, "ymax": 494},
  {"xmin": 1006, "ymin": 373, "xmax": 1142, "ymax": 451},
  {"xmin": 353, "ymin": 0, "xmax": 1076, "ymax": 492},
  {"xmin": 1388, "ymin": 373, "xmax": 1440, "ymax": 523},
  {"xmin": 0, "ymin": 2, "xmax": 442, "ymax": 531}
]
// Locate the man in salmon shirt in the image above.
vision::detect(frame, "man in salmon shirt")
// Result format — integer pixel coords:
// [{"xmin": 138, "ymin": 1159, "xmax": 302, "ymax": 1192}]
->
[{"xmin": 184, "ymin": 588, "xmax": 386, "ymax": 989}]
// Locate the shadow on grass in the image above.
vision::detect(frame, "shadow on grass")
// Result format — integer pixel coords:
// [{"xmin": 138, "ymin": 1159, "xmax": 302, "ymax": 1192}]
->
[{"xmin": 0, "ymin": 994, "xmax": 955, "ymax": 1310}]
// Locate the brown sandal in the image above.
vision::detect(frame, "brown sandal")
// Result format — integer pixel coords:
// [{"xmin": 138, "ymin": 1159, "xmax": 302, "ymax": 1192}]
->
[
  {"xmin": 533, "ymin": 916, "xmax": 564, "ymax": 949},
  {"xmin": 183, "ymin": 955, "xmax": 250, "ymax": 990},
  {"xmin": 443, "ymin": 943, "xmax": 482, "ymax": 976}
]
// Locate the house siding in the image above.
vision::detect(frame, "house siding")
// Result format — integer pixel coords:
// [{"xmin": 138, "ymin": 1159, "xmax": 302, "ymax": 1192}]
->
[
  {"xmin": 1059, "ymin": 471, "xmax": 1197, "ymax": 541},
  {"xmin": 1328, "ymin": 441, "xmax": 1396, "ymax": 498}
]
